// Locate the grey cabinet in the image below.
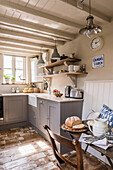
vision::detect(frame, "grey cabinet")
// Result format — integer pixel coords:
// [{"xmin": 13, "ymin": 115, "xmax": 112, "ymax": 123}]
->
[
  {"xmin": 38, "ymin": 99, "xmax": 48, "ymax": 134},
  {"xmin": 4, "ymin": 96, "xmax": 27, "ymax": 124},
  {"xmin": 36, "ymin": 98, "xmax": 83, "ymax": 154},
  {"xmin": 47, "ymin": 101, "xmax": 60, "ymax": 134},
  {"xmin": 28, "ymin": 105, "xmax": 37, "ymax": 127}
]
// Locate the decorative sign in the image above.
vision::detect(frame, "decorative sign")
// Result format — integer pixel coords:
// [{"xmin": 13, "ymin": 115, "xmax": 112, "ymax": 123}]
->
[{"xmin": 92, "ymin": 55, "xmax": 104, "ymax": 68}]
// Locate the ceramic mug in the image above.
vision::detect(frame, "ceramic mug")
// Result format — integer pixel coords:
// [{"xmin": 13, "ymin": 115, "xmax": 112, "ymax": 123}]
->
[
  {"xmin": 74, "ymin": 65, "xmax": 80, "ymax": 72},
  {"xmin": 68, "ymin": 65, "xmax": 74, "ymax": 72}
]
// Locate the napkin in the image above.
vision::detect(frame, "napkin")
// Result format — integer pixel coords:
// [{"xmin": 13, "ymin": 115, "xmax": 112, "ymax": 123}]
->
[{"xmin": 79, "ymin": 133, "xmax": 112, "ymax": 150}]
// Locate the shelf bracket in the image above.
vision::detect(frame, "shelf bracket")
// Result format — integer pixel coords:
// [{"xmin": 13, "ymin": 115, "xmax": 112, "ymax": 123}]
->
[
  {"xmin": 44, "ymin": 67, "xmax": 53, "ymax": 73},
  {"xmin": 66, "ymin": 75, "xmax": 77, "ymax": 87}
]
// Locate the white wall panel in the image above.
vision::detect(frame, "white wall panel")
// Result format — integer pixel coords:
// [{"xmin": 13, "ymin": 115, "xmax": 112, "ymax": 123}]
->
[{"xmin": 82, "ymin": 80, "xmax": 113, "ymax": 120}]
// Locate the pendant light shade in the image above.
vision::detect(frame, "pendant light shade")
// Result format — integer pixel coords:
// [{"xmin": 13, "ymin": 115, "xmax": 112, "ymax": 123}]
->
[
  {"xmin": 51, "ymin": 40, "xmax": 60, "ymax": 60},
  {"xmin": 51, "ymin": 46, "xmax": 60, "ymax": 60},
  {"xmin": 79, "ymin": 0, "xmax": 102, "ymax": 38},
  {"xmin": 37, "ymin": 53, "xmax": 45, "ymax": 65}
]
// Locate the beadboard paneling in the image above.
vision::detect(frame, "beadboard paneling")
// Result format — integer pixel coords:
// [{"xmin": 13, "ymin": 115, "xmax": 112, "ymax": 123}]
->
[{"xmin": 82, "ymin": 80, "xmax": 113, "ymax": 120}]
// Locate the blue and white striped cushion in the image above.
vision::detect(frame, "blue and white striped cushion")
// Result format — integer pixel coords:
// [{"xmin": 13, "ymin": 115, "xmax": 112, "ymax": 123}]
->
[{"xmin": 99, "ymin": 104, "xmax": 113, "ymax": 126}]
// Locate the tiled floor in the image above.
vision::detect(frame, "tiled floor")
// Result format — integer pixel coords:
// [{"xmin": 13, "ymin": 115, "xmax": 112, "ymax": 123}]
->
[{"xmin": 0, "ymin": 127, "xmax": 112, "ymax": 170}]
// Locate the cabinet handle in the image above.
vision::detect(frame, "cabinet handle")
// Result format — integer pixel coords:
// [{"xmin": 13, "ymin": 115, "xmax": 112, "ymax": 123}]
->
[{"xmin": 39, "ymin": 100, "xmax": 43, "ymax": 104}]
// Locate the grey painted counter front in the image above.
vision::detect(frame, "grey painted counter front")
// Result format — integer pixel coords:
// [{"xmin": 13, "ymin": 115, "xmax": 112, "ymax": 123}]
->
[
  {"xmin": 0, "ymin": 93, "xmax": 83, "ymax": 154},
  {"xmin": 28, "ymin": 97, "xmax": 83, "ymax": 154}
]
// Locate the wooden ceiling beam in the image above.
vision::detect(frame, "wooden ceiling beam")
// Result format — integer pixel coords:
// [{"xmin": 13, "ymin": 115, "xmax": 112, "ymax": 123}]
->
[
  {"xmin": 0, "ymin": 28, "xmax": 64, "ymax": 45},
  {"xmin": 0, "ymin": 48, "xmax": 40, "ymax": 56},
  {"xmin": 0, "ymin": 0, "xmax": 83, "ymax": 28},
  {"xmin": 0, "ymin": 15, "xmax": 75, "ymax": 40},
  {"xmin": 60, "ymin": 0, "xmax": 111, "ymax": 23},
  {"xmin": 0, "ymin": 42, "xmax": 47, "ymax": 53},
  {"xmin": 0, "ymin": 37, "xmax": 54, "ymax": 49}
]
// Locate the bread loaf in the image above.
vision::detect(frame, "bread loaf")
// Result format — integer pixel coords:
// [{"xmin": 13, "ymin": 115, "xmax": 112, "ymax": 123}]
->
[{"xmin": 65, "ymin": 116, "xmax": 82, "ymax": 128}]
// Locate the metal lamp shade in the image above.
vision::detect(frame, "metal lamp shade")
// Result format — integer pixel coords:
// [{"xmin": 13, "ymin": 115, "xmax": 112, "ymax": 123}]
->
[
  {"xmin": 51, "ymin": 46, "xmax": 60, "ymax": 60},
  {"xmin": 37, "ymin": 53, "xmax": 45, "ymax": 64},
  {"xmin": 79, "ymin": 15, "xmax": 102, "ymax": 38}
]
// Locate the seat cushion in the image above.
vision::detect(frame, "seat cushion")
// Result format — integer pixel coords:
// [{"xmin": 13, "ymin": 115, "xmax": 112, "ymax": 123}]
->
[{"xmin": 99, "ymin": 104, "xmax": 113, "ymax": 126}]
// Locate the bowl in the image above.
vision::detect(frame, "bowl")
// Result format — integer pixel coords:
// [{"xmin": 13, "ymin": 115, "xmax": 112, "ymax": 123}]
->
[{"xmin": 54, "ymin": 93, "xmax": 63, "ymax": 97}]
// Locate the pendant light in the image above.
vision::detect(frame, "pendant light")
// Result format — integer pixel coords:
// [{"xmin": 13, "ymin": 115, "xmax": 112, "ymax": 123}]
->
[
  {"xmin": 79, "ymin": 0, "xmax": 102, "ymax": 38},
  {"xmin": 37, "ymin": 52, "xmax": 45, "ymax": 65},
  {"xmin": 51, "ymin": 40, "xmax": 60, "ymax": 60}
]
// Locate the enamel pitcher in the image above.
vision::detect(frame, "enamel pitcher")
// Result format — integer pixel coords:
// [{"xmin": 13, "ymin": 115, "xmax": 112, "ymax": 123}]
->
[{"xmin": 88, "ymin": 118, "xmax": 108, "ymax": 137}]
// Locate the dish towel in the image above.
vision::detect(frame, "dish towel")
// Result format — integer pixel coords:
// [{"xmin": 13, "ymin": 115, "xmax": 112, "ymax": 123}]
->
[{"xmin": 79, "ymin": 133, "xmax": 112, "ymax": 150}]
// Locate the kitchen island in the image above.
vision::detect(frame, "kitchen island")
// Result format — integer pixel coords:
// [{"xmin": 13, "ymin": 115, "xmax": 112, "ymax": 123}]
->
[{"xmin": 0, "ymin": 93, "xmax": 83, "ymax": 154}]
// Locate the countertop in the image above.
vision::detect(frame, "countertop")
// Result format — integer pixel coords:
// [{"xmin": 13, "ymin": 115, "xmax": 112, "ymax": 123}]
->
[{"xmin": 0, "ymin": 93, "xmax": 83, "ymax": 103}]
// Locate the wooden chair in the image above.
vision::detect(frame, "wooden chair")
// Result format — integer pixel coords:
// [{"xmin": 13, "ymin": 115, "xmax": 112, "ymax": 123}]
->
[
  {"xmin": 44, "ymin": 125, "xmax": 112, "ymax": 170},
  {"xmin": 44, "ymin": 125, "xmax": 83, "ymax": 170}
]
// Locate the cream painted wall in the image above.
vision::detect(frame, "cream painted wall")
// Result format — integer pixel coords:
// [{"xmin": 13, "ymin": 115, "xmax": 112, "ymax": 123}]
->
[{"xmin": 49, "ymin": 20, "xmax": 113, "ymax": 93}]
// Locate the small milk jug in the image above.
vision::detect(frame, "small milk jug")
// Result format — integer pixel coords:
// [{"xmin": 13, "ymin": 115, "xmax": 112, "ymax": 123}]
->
[{"xmin": 88, "ymin": 118, "xmax": 108, "ymax": 137}]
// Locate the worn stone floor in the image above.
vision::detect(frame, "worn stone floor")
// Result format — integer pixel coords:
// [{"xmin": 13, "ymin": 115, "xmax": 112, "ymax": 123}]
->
[
  {"xmin": 0, "ymin": 126, "xmax": 112, "ymax": 170},
  {"xmin": 0, "ymin": 126, "xmax": 58, "ymax": 170}
]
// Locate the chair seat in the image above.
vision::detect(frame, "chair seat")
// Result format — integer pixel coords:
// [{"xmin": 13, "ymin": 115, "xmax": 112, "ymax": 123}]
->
[{"xmin": 58, "ymin": 151, "xmax": 112, "ymax": 170}]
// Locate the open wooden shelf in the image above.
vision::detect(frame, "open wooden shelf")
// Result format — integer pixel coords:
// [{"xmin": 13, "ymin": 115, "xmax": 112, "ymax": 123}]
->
[
  {"xmin": 40, "ymin": 58, "xmax": 81, "ymax": 68},
  {"xmin": 2, "ymin": 83, "xmax": 27, "ymax": 85},
  {"xmin": 37, "ymin": 72, "xmax": 88, "ymax": 78}
]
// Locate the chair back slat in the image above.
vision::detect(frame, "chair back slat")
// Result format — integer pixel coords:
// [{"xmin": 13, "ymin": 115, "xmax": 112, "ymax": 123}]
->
[{"xmin": 48, "ymin": 128, "xmax": 76, "ymax": 150}]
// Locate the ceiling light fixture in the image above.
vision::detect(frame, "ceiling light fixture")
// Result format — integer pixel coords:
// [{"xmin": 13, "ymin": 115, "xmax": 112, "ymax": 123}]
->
[
  {"xmin": 51, "ymin": 39, "xmax": 60, "ymax": 60},
  {"xmin": 79, "ymin": 0, "xmax": 102, "ymax": 38},
  {"xmin": 37, "ymin": 48, "xmax": 45, "ymax": 65}
]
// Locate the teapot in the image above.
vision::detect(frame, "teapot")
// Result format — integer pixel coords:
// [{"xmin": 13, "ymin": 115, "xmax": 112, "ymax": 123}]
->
[{"xmin": 88, "ymin": 118, "xmax": 108, "ymax": 137}]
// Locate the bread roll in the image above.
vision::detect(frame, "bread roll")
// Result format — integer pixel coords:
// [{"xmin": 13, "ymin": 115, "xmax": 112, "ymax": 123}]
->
[
  {"xmin": 72, "ymin": 124, "xmax": 85, "ymax": 129},
  {"xmin": 65, "ymin": 116, "xmax": 82, "ymax": 128}
]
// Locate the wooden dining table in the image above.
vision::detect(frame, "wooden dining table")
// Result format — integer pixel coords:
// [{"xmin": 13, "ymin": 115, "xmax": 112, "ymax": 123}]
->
[{"xmin": 61, "ymin": 124, "xmax": 113, "ymax": 168}]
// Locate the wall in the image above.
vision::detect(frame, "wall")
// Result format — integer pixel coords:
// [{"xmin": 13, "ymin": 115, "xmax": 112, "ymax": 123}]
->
[{"xmin": 49, "ymin": 20, "xmax": 113, "ymax": 93}]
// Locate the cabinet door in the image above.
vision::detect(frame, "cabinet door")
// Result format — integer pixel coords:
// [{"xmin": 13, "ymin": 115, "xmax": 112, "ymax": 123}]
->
[
  {"xmin": 4, "ymin": 96, "xmax": 27, "ymax": 124},
  {"xmin": 28, "ymin": 105, "xmax": 37, "ymax": 127},
  {"xmin": 48, "ymin": 101, "xmax": 60, "ymax": 134},
  {"xmin": 38, "ymin": 99, "xmax": 48, "ymax": 133}
]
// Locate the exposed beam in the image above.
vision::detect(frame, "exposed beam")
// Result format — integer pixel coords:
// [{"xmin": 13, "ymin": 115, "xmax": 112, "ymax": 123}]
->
[
  {"xmin": 0, "ymin": 28, "xmax": 64, "ymax": 45},
  {"xmin": 1, "ymin": 23, "xmax": 69, "ymax": 42},
  {"xmin": 0, "ymin": 15, "xmax": 75, "ymax": 40},
  {"xmin": 0, "ymin": 42, "xmax": 47, "ymax": 52},
  {"xmin": 0, "ymin": 37, "xmax": 54, "ymax": 49},
  {"xmin": 60, "ymin": 0, "xmax": 111, "ymax": 23},
  {"xmin": 0, "ymin": 48, "xmax": 40, "ymax": 56},
  {"xmin": 0, "ymin": 0, "xmax": 83, "ymax": 28}
]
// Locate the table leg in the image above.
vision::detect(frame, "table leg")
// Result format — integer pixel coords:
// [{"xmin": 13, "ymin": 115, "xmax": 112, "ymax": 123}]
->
[
  {"xmin": 84, "ymin": 144, "xmax": 89, "ymax": 153},
  {"xmin": 106, "ymin": 156, "xmax": 113, "ymax": 169}
]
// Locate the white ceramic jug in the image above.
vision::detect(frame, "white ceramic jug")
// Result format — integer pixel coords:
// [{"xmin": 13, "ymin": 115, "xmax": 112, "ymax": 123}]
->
[{"xmin": 88, "ymin": 118, "xmax": 108, "ymax": 137}]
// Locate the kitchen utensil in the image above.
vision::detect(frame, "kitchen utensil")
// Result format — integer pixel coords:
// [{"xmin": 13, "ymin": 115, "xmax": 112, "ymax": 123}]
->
[
  {"xmin": 70, "ymin": 88, "xmax": 83, "ymax": 99},
  {"xmin": 65, "ymin": 86, "xmax": 71, "ymax": 98},
  {"xmin": 73, "ymin": 65, "xmax": 80, "ymax": 72},
  {"xmin": 88, "ymin": 118, "xmax": 108, "ymax": 137}
]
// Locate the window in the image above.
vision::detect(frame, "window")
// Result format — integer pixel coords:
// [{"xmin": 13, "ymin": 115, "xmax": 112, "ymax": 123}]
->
[{"xmin": 3, "ymin": 55, "xmax": 26, "ymax": 83}]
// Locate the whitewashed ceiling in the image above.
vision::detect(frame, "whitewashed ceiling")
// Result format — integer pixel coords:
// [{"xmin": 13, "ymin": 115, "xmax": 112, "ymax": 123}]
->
[{"xmin": 0, "ymin": 0, "xmax": 112, "ymax": 56}]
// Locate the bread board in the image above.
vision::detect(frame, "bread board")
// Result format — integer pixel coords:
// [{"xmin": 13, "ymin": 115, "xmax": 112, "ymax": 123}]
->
[{"xmin": 61, "ymin": 124, "xmax": 88, "ymax": 133}]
